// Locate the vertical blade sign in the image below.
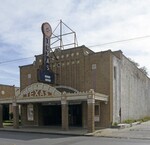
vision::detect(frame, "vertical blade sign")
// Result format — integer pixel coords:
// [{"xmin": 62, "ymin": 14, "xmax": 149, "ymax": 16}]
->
[
  {"xmin": 39, "ymin": 22, "xmax": 54, "ymax": 84},
  {"xmin": 41, "ymin": 22, "xmax": 52, "ymax": 71}
]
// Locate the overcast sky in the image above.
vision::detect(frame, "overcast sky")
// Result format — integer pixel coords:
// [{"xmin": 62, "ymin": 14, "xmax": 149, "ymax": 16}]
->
[{"xmin": 1, "ymin": 0, "xmax": 150, "ymax": 87}]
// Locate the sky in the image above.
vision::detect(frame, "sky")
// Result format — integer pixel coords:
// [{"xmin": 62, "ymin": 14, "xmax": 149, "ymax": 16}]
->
[{"xmin": 1, "ymin": 0, "xmax": 150, "ymax": 87}]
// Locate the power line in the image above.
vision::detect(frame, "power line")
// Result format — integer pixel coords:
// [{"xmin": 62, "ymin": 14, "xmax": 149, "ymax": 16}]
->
[
  {"xmin": 88, "ymin": 35, "xmax": 150, "ymax": 47},
  {"xmin": 0, "ymin": 57, "xmax": 34, "ymax": 65},
  {"xmin": 1, "ymin": 35, "xmax": 150, "ymax": 65}
]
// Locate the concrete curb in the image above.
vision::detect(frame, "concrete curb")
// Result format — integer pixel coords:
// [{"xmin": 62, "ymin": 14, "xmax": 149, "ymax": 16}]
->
[
  {"xmin": 95, "ymin": 135, "xmax": 150, "ymax": 140},
  {"xmin": 0, "ymin": 128, "xmax": 86, "ymax": 136}
]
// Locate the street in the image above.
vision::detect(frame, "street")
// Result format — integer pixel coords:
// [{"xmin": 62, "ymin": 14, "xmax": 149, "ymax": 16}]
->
[{"xmin": 0, "ymin": 131, "xmax": 150, "ymax": 145}]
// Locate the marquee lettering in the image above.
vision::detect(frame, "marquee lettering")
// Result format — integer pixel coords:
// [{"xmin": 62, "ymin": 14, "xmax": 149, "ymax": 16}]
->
[{"xmin": 23, "ymin": 90, "xmax": 51, "ymax": 98}]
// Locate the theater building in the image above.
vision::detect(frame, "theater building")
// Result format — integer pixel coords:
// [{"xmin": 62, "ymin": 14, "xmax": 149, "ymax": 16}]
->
[{"xmin": 0, "ymin": 22, "xmax": 150, "ymax": 133}]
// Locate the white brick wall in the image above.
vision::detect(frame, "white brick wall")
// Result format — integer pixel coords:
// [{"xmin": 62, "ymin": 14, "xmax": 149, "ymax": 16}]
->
[
  {"xmin": 117, "ymin": 56, "xmax": 150, "ymax": 122},
  {"xmin": 113, "ymin": 56, "xmax": 121, "ymax": 123}
]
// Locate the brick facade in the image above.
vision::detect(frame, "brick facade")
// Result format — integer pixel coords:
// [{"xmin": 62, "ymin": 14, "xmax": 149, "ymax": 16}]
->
[
  {"xmin": 19, "ymin": 46, "xmax": 113, "ymax": 128},
  {"xmin": 1, "ymin": 45, "xmax": 150, "ymax": 133}
]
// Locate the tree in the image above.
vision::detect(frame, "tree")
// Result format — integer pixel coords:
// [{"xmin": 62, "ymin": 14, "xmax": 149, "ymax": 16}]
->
[
  {"xmin": 128, "ymin": 58, "xmax": 139, "ymax": 67},
  {"xmin": 128, "ymin": 58, "xmax": 148, "ymax": 76},
  {"xmin": 140, "ymin": 66, "xmax": 148, "ymax": 76}
]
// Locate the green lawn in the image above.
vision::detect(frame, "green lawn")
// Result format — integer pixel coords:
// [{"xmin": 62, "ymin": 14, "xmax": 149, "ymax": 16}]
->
[{"xmin": 3, "ymin": 120, "xmax": 13, "ymax": 126}]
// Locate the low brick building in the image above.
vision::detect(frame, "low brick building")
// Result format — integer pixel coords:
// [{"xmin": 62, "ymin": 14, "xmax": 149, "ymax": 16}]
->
[{"xmin": 0, "ymin": 85, "xmax": 18, "ymax": 127}]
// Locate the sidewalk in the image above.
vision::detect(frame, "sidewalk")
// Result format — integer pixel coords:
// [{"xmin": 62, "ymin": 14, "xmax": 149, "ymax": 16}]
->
[
  {"xmin": 0, "ymin": 126, "xmax": 88, "ymax": 136},
  {"xmin": 94, "ymin": 121, "xmax": 150, "ymax": 140},
  {"xmin": 0, "ymin": 121, "xmax": 150, "ymax": 139}
]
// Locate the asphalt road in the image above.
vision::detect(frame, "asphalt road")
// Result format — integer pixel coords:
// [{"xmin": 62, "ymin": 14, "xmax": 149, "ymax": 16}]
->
[{"xmin": 0, "ymin": 131, "xmax": 150, "ymax": 145}]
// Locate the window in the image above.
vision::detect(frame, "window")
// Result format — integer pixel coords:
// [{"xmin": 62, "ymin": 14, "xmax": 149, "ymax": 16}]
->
[
  {"xmin": 92, "ymin": 64, "xmax": 96, "ymax": 70},
  {"xmin": 28, "ymin": 74, "xmax": 31, "ymax": 85},
  {"xmin": 1, "ymin": 90, "xmax": 5, "ymax": 95},
  {"xmin": 71, "ymin": 53, "xmax": 74, "ymax": 57},
  {"xmin": 114, "ymin": 66, "xmax": 117, "ymax": 79},
  {"xmin": 76, "ymin": 52, "xmax": 79, "ymax": 56},
  {"xmin": 28, "ymin": 74, "xmax": 31, "ymax": 79},
  {"xmin": 39, "ymin": 59, "xmax": 42, "ymax": 63},
  {"xmin": 66, "ymin": 54, "xmax": 69, "ymax": 58},
  {"xmin": 56, "ymin": 56, "xmax": 59, "ymax": 59},
  {"xmin": 95, "ymin": 105, "xmax": 100, "ymax": 116}
]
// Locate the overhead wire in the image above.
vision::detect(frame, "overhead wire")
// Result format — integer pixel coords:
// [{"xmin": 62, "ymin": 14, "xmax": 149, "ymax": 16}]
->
[
  {"xmin": 0, "ymin": 35, "xmax": 150, "ymax": 65},
  {"xmin": 0, "ymin": 56, "xmax": 34, "ymax": 65},
  {"xmin": 88, "ymin": 35, "xmax": 150, "ymax": 47}
]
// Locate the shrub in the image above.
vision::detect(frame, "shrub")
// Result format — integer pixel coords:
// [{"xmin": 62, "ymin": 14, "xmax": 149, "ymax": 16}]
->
[
  {"xmin": 123, "ymin": 119, "xmax": 135, "ymax": 124},
  {"xmin": 112, "ymin": 122, "xmax": 118, "ymax": 126}
]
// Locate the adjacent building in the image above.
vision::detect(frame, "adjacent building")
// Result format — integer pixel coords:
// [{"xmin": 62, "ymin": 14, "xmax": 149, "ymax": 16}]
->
[{"xmin": 0, "ymin": 85, "xmax": 17, "ymax": 127}]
